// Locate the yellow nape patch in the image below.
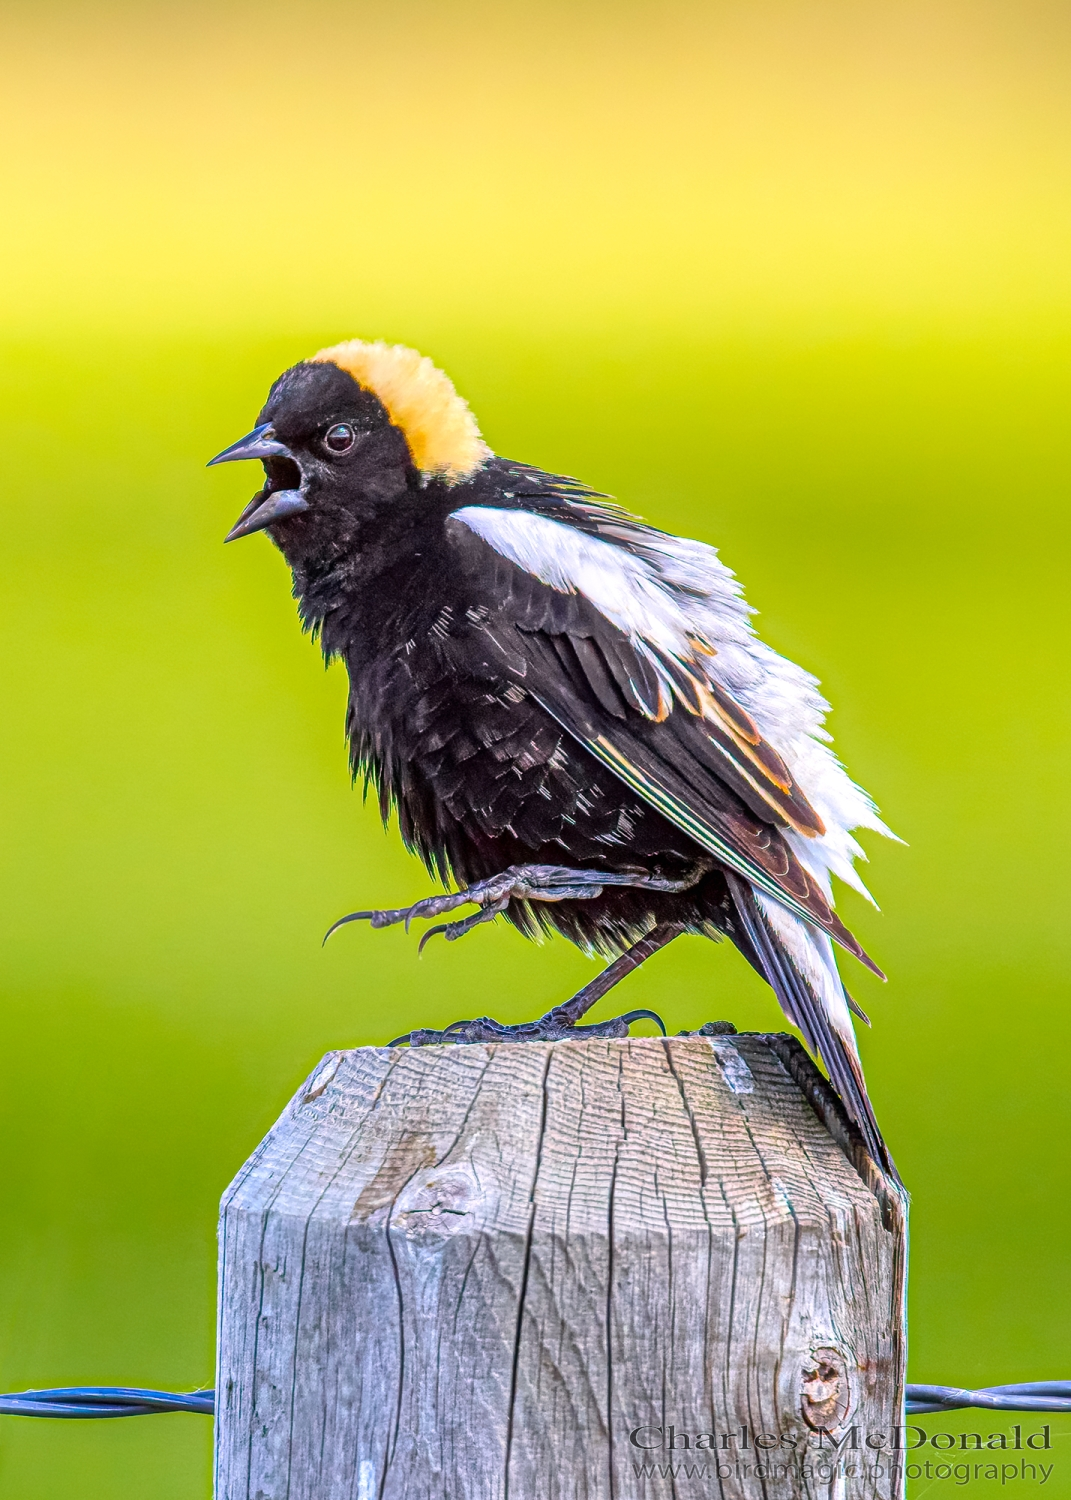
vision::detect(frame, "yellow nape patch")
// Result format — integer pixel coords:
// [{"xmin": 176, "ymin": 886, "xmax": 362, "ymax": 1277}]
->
[{"xmin": 312, "ymin": 339, "xmax": 490, "ymax": 484}]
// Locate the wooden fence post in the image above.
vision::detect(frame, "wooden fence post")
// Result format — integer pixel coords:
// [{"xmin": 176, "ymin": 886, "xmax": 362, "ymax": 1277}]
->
[{"xmin": 215, "ymin": 1034, "xmax": 906, "ymax": 1499}]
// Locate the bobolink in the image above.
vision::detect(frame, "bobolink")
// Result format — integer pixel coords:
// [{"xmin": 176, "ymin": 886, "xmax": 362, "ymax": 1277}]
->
[{"xmin": 211, "ymin": 340, "xmax": 897, "ymax": 1172}]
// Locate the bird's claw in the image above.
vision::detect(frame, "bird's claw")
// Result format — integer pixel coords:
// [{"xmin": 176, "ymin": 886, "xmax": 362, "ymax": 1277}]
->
[
  {"xmin": 388, "ymin": 1005, "xmax": 668, "ymax": 1047},
  {"xmin": 326, "ymin": 860, "xmax": 712, "ymax": 947},
  {"xmin": 416, "ymin": 896, "xmax": 511, "ymax": 953}
]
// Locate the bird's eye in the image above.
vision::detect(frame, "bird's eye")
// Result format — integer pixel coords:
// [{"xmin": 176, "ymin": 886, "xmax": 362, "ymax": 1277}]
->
[{"xmin": 323, "ymin": 422, "xmax": 356, "ymax": 455}]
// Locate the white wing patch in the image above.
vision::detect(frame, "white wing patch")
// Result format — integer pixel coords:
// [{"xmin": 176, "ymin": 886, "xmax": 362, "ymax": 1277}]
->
[
  {"xmin": 452, "ymin": 506, "xmax": 698, "ymax": 664},
  {"xmin": 450, "ymin": 503, "xmax": 895, "ymax": 904}
]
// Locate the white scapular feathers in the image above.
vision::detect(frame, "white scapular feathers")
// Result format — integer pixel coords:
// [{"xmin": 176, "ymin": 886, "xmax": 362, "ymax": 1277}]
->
[{"xmin": 451, "ymin": 503, "xmax": 896, "ymax": 910}]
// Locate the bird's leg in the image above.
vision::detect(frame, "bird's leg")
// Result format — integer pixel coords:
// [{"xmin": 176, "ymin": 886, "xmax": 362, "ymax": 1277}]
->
[
  {"xmin": 392, "ymin": 922, "xmax": 686, "ymax": 1046},
  {"xmin": 326, "ymin": 860, "xmax": 711, "ymax": 951}
]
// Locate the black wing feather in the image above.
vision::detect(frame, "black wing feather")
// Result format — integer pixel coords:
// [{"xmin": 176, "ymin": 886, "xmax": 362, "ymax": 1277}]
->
[{"xmin": 445, "ymin": 515, "xmax": 881, "ymax": 974}]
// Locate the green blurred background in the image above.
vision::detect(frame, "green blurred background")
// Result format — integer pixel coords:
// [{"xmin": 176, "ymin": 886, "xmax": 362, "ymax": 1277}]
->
[{"xmin": 0, "ymin": 1, "xmax": 1068, "ymax": 1494}]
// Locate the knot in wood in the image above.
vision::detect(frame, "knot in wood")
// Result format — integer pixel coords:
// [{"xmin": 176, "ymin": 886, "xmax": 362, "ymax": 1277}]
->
[
  {"xmin": 394, "ymin": 1165, "xmax": 480, "ymax": 1244},
  {"xmin": 800, "ymin": 1347, "xmax": 851, "ymax": 1432}
]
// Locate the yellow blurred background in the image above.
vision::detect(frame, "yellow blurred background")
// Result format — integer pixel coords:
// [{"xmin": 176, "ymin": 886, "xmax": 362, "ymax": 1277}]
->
[
  {"xmin": 5, "ymin": 0, "xmax": 1071, "ymax": 339},
  {"xmin": 0, "ymin": 2, "xmax": 1068, "ymax": 1495}
]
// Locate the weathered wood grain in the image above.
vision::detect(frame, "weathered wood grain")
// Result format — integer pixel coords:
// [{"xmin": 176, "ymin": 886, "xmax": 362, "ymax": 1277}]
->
[{"xmin": 215, "ymin": 1035, "xmax": 906, "ymax": 1500}]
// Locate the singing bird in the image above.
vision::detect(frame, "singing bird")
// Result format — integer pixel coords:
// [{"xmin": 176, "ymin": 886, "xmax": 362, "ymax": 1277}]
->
[{"xmin": 210, "ymin": 340, "xmax": 897, "ymax": 1172}]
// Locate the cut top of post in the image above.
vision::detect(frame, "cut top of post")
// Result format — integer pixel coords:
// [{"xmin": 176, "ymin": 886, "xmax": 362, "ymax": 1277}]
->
[{"xmin": 222, "ymin": 1033, "xmax": 901, "ymax": 1241}]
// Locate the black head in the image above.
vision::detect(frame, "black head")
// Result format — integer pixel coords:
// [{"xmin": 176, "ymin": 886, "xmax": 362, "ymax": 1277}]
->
[
  {"xmin": 209, "ymin": 361, "xmax": 412, "ymax": 556},
  {"xmin": 208, "ymin": 341, "xmax": 490, "ymax": 562}
]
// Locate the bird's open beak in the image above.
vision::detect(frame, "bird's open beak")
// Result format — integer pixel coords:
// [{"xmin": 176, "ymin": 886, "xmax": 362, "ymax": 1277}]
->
[
  {"xmin": 207, "ymin": 422, "xmax": 290, "ymax": 466},
  {"xmin": 207, "ymin": 423, "xmax": 311, "ymax": 541}
]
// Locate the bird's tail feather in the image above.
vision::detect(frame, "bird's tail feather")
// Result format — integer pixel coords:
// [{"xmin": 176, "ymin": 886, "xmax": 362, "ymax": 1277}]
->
[{"xmin": 726, "ymin": 872, "xmax": 899, "ymax": 1184}]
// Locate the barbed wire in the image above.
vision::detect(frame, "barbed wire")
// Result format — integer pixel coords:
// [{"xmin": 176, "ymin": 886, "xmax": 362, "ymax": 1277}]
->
[
  {"xmin": 0, "ymin": 1388, "xmax": 213, "ymax": 1418},
  {"xmin": 906, "ymin": 1384, "xmax": 1071, "ymax": 1417},
  {"xmin": 0, "ymin": 1383, "xmax": 1067, "ymax": 1419}
]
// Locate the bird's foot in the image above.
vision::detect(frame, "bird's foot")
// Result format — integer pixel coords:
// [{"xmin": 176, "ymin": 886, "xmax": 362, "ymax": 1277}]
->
[
  {"xmin": 326, "ymin": 861, "xmax": 710, "ymax": 952},
  {"xmin": 391, "ymin": 1005, "xmax": 669, "ymax": 1047},
  {"xmin": 384, "ymin": 920, "xmax": 688, "ymax": 1048},
  {"xmin": 392, "ymin": 1015, "xmax": 740, "ymax": 1046}
]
